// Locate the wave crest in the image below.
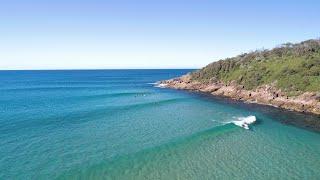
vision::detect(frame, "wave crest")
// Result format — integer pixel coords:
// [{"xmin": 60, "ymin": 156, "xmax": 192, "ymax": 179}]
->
[{"xmin": 232, "ymin": 116, "xmax": 257, "ymax": 130}]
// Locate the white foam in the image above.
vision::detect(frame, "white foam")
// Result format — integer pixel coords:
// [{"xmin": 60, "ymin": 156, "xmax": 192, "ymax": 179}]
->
[
  {"xmin": 147, "ymin": 82, "xmax": 168, "ymax": 88},
  {"xmin": 232, "ymin": 116, "xmax": 256, "ymax": 130},
  {"xmin": 154, "ymin": 83, "xmax": 168, "ymax": 88}
]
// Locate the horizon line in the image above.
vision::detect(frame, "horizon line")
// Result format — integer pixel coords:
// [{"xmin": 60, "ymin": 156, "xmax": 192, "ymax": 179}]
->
[{"xmin": 0, "ymin": 67, "xmax": 199, "ymax": 71}]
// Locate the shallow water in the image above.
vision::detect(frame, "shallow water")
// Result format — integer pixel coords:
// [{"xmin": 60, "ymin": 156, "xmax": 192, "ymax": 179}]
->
[{"xmin": 0, "ymin": 70, "xmax": 319, "ymax": 179}]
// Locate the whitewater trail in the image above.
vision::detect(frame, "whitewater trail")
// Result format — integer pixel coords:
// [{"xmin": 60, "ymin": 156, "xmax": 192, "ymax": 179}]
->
[
  {"xmin": 231, "ymin": 116, "xmax": 257, "ymax": 130},
  {"xmin": 150, "ymin": 82, "xmax": 168, "ymax": 88}
]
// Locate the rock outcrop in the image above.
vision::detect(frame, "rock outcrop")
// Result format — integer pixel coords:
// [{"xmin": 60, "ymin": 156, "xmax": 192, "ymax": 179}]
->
[{"xmin": 158, "ymin": 74, "xmax": 320, "ymax": 115}]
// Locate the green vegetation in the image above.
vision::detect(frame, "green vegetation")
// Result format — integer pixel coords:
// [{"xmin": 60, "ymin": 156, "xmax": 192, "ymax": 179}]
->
[{"xmin": 191, "ymin": 39, "xmax": 320, "ymax": 95}]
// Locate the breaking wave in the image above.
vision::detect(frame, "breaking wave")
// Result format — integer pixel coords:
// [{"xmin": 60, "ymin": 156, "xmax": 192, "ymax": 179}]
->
[{"xmin": 231, "ymin": 116, "xmax": 257, "ymax": 130}]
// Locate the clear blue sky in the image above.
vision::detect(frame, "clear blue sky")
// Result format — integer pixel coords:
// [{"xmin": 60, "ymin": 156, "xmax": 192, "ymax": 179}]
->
[{"xmin": 0, "ymin": 0, "xmax": 319, "ymax": 70}]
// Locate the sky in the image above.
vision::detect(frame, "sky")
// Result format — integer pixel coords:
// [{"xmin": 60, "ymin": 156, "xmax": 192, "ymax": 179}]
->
[{"xmin": 0, "ymin": 0, "xmax": 319, "ymax": 70}]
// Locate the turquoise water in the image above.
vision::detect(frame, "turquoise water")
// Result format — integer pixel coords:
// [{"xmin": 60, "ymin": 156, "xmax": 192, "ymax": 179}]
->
[{"xmin": 0, "ymin": 70, "xmax": 319, "ymax": 179}]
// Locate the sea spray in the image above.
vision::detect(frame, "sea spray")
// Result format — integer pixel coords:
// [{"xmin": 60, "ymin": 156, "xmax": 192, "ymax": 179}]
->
[{"xmin": 232, "ymin": 116, "xmax": 257, "ymax": 130}]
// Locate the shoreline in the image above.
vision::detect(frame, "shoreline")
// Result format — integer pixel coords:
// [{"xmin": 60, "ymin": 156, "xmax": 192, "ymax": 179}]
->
[{"xmin": 158, "ymin": 75, "xmax": 320, "ymax": 116}]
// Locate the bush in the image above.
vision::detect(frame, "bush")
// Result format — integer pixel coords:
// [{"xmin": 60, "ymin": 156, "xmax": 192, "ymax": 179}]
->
[{"xmin": 191, "ymin": 39, "xmax": 320, "ymax": 95}]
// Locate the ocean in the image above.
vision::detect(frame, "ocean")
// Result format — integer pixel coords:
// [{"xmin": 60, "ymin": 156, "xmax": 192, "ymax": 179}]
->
[{"xmin": 0, "ymin": 70, "xmax": 319, "ymax": 179}]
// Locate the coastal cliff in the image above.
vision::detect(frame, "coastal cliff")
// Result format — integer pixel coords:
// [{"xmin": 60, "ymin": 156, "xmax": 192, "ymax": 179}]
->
[{"xmin": 159, "ymin": 39, "xmax": 320, "ymax": 115}]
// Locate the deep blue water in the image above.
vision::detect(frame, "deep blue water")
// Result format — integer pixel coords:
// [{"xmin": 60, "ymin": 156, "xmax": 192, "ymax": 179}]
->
[{"xmin": 0, "ymin": 70, "xmax": 319, "ymax": 179}]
